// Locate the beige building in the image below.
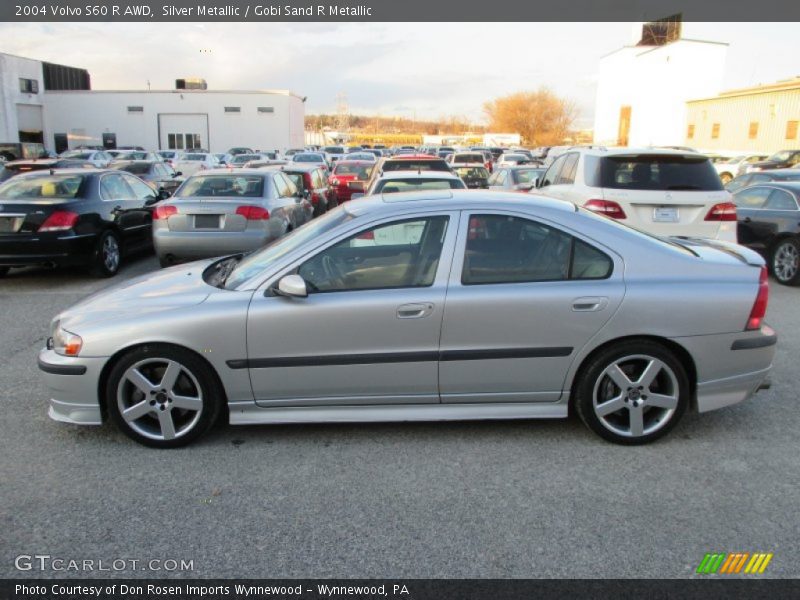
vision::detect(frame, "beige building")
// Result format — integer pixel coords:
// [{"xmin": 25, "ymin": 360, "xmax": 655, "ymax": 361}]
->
[{"xmin": 686, "ymin": 78, "xmax": 800, "ymax": 153}]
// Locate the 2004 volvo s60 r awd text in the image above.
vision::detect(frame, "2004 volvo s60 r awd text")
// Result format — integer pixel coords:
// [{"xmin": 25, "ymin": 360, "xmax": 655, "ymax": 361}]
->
[{"xmin": 38, "ymin": 190, "xmax": 777, "ymax": 448}]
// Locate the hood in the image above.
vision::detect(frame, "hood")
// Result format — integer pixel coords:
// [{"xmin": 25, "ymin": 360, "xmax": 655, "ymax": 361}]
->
[{"xmin": 56, "ymin": 260, "xmax": 215, "ymax": 331}]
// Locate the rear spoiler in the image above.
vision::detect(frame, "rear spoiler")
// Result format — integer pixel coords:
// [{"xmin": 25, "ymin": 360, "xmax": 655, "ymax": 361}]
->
[{"xmin": 669, "ymin": 237, "xmax": 764, "ymax": 266}]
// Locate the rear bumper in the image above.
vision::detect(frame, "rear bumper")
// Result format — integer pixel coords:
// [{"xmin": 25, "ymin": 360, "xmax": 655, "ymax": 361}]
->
[
  {"xmin": 0, "ymin": 233, "xmax": 97, "ymax": 267},
  {"xmin": 38, "ymin": 348, "xmax": 106, "ymax": 426},
  {"xmin": 153, "ymin": 227, "xmax": 274, "ymax": 260}
]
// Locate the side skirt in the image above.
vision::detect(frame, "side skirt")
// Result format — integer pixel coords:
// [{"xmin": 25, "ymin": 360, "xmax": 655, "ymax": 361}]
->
[{"xmin": 228, "ymin": 400, "xmax": 569, "ymax": 425}]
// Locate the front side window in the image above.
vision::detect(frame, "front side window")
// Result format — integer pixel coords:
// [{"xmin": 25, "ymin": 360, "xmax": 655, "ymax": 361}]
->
[
  {"xmin": 461, "ymin": 214, "xmax": 612, "ymax": 285},
  {"xmin": 298, "ymin": 216, "xmax": 449, "ymax": 293},
  {"xmin": 121, "ymin": 173, "xmax": 157, "ymax": 200},
  {"xmin": 556, "ymin": 153, "xmax": 579, "ymax": 185},
  {"xmin": 539, "ymin": 154, "xmax": 567, "ymax": 188}
]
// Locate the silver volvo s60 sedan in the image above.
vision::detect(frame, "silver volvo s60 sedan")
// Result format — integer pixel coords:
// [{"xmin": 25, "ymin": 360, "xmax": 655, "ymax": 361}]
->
[
  {"xmin": 152, "ymin": 168, "xmax": 313, "ymax": 267},
  {"xmin": 39, "ymin": 190, "xmax": 776, "ymax": 447}
]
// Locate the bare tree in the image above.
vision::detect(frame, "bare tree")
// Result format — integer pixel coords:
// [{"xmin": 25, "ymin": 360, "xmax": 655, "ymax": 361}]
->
[{"xmin": 483, "ymin": 88, "xmax": 577, "ymax": 146}]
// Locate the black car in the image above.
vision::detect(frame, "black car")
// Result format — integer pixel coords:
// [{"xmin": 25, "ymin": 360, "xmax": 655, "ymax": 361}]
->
[
  {"xmin": 726, "ymin": 169, "xmax": 800, "ymax": 193},
  {"xmin": 746, "ymin": 149, "xmax": 800, "ymax": 173},
  {"xmin": 111, "ymin": 160, "xmax": 184, "ymax": 196},
  {"xmin": 0, "ymin": 169, "xmax": 165, "ymax": 278},
  {"xmin": 453, "ymin": 166, "xmax": 490, "ymax": 189},
  {"xmin": 733, "ymin": 181, "xmax": 800, "ymax": 286},
  {"xmin": 0, "ymin": 158, "xmax": 96, "ymax": 183}
]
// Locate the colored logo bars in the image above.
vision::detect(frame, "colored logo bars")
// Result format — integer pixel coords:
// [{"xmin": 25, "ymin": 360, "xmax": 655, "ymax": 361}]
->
[{"xmin": 696, "ymin": 552, "xmax": 773, "ymax": 574}]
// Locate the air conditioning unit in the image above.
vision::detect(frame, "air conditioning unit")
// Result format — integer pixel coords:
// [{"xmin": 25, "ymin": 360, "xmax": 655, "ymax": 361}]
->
[{"xmin": 175, "ymin": 78, "xmax": 208, "ymax": 90}]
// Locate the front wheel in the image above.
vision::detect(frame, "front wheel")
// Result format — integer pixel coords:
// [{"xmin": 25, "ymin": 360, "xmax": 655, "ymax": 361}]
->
[
  {"xmin": 574, "ymin": 340, "xmax": 689, "ymax": 445},
  {"xmin": 106, "ymin": 345, "xmax": 223, "ymax": 448},
  {"xmin": 771, "ymin": 238, "xmax": 800, "ymax": 286}
]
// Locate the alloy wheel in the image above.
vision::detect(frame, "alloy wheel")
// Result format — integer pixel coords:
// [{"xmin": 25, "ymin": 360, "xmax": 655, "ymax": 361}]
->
[
  {"xmin": 773, "ymin": 241, "xmax": 799, "ymax": 283},
  {"xmin": 592, "ymin": 354, "xmax": 679, "ymax": 438},
  {"xmin": 116, "ymin": 358, "xmax": 203, "ymax": 441},
  {"xmin": 103, "ymin": 235, "xmax": 120, "ymax": 273}
]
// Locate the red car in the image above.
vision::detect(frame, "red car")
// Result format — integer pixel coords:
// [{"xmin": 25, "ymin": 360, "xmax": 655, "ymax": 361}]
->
[
  {"xmin": 281, "ymin": 164, "xmax": 333, "ymax": 217},
  {"xmin": 328, "ymin": 160, "xmax": 374, "ymax": 203}
]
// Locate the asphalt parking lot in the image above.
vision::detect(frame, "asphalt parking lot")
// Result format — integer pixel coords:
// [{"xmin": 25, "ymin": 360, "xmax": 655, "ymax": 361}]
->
[{"xmin": 1, "ymin": 255, "xmax": 798, "ymax": 579}]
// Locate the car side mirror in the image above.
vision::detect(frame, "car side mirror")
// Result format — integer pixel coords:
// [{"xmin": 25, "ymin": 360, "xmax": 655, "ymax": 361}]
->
[
  {"xmin": 274, "ymin": 274, "xmax": 307, "ymax": 298},
  {"xmin": 157, "ymin": 188, "xmax": 172, "ymax": 200},
  {"xmin": 145, "ymin": 195, "xmax": 160, "ymax": 206}
]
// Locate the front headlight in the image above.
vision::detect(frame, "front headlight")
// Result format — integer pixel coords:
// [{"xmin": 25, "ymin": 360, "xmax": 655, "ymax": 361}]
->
[{"xmin": 51, "ymin": 320, "xmax": 83, "ymax": 356}]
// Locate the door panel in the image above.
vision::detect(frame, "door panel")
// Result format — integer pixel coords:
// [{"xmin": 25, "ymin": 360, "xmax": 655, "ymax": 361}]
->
[
  {"xmin": 439, "ymin": 211, "xmax": 625, "ymax": 403},
  {"xmin": 246, "ymin": 212, "xmax": 459, "ymax": 406}
]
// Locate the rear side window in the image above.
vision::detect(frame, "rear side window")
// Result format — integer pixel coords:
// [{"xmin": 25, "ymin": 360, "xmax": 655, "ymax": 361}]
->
[
  {"xmin": 596, "ymin": 155, "xmax": 723, "ymax": 191},
  {"xmin": 733, "ymin": 187, "xmax": 772, "ymax": 209},
  {"xmin": 764, "ymin": 189, "xmax": 799, "ymax": 210},
  {"xmin": 461, "ymin": 215, "xmax": 613, "ymax": 285}
]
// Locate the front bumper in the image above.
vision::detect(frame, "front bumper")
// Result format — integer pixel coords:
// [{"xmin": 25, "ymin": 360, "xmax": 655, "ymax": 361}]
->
[
  {"xmin": 0, "ymin": 233, "xmax": 97, "ymax": 267},
  {"xmin": 38, "ymin": 348, "xmax": 106, "ymax": 425}
]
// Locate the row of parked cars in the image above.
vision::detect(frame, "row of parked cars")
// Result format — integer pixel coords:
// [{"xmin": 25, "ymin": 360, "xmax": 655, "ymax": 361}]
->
[{"xmin": 2, "ymin": 143, "xmax": 800, "ymax": 287}]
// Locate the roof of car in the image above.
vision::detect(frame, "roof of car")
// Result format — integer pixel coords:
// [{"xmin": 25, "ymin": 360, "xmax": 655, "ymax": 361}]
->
[
  {"xmin": 345, "ymin": 189, "xmax": 576, "ymax": 212},
  {"xmin": 376, "ymin": 170, "xmax": 461, "ymax": 181},
  {"xmin": 741, "ymin": 180, "xmax": 800, "ymax": 192}
]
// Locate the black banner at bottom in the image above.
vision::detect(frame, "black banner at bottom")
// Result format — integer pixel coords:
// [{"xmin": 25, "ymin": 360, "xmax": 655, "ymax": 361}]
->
[{"xmin": 3, "ymin": 579, "xmax": 800, "ymax": 600}]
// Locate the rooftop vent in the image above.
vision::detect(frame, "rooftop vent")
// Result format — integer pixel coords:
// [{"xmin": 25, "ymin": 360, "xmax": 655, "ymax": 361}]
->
[{"xmin": 175, "ymin": 78, "xmax": 207, "ymax": 90}]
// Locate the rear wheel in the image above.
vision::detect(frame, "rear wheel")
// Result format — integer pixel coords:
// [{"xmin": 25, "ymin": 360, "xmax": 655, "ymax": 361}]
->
[
  {"xmin": 575, "ymin": 340, "xmax": 689, "ymax": 445},
  {"xmin": 106, "ymin": 345, "xmax": 223, "ymax": 448},
  {"xmin": 771, "ymin": 238, "xmax": 800, "ymax": 286},
  {"xmin": 89, "ymin": 230, "xmax": 121, "ymax": 277}
]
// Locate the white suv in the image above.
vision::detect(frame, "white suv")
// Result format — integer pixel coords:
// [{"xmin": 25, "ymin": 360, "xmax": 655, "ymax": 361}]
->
[{"xmin": 535, "ymin": 148, "xmax": 736, "ymax": 241}]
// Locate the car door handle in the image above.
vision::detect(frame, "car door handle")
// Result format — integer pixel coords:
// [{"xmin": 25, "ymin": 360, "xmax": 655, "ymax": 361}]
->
[
  {"xmin": 743, "ymin": 217, "xmax": 751, "ymax": 223},
  {"xmin": 572, "ymin": 297, "xmax": 608, "ymax": 312},
  {"xmin": 397, "ymin": 303, "xmax": 434, "ymax": 319}
]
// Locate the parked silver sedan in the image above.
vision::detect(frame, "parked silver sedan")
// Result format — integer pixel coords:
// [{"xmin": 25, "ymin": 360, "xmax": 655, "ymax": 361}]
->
[
  {"xmin": 152, "ymin": 169, "xmax": 313, "ymax": 267},
  {"xmin": 39, "ymin": 190, "xmax": 776, "ymax": 448}
]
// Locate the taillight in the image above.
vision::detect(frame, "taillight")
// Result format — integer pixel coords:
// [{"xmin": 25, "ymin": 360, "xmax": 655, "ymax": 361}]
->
[
  {"xmin": 584, "ymin": 199, "xmax": 627, "ymax": 219},
  {"xmin": 746, "ymin": 266, "xmax": 769, "ymax": 331},
  {"xmin": 705, "ymin": 202, "xmax": 737, "ymax": 221},
  {"xmin": 38, "ymin": 211, "xmax": 79, "ymax": 232},
  {"xmin": 154, "ymin": 205, "xmax": 177, "ymax": 220},
  {"xmin": 236, "ymin": 205, "xmax": 270, "ymax": 220},
  {"xmin": 356, "ymin": 231, "xmax": 375, "ymax": 240}
]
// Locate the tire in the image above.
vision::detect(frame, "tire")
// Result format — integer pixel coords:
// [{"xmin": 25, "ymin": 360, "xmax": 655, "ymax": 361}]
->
[
  {"xmin": 0, "ymin": 267, "xmax": 9, "ymax": 278},
  {"xmin": 574, "ymin": 340, "xmax": 690, "ymax": 445},
  {"xmin": 770, "ymin": 238, "xmax": 800, "ymax": 286},
  {"xmin": 89, "ymin": 230, "xmax": 122, "ymax": 277},
  {"xmin": 105, "ymin": 344, "xmax": 223, "ymax": 448}
]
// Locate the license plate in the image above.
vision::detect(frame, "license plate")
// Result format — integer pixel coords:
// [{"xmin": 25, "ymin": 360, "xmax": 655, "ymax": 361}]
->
[
  {"xmin": 653, "ymin": 207, "xmax": 679, "ymax": 222},
  {"xmin": 194, "ymin": 214, "xmax": 221, "ymax": 229},
  {"xmin": 0, "ymin": 217, "xmax": 20, "ymax": 233}
]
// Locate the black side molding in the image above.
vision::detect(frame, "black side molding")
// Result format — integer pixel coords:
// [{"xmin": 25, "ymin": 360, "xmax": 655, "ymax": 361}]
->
[
  {"xmin": 731, "ymin": 334, "xmax": 778, "ymax": 351},
  {"xmin": 37, "ymin": 357, "xmax": 87, "ymax": 376},
  {"xmin": 226, "ymin": 347, "xmax": 573, "ymax": 370}
]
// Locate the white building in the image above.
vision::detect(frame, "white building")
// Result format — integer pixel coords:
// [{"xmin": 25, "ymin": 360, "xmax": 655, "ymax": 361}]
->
[
  {"xmin": 45, "ymin": 88, "xmax": 306, "ymax": 153},
  {"xmin": 593, "ymin": 19, "xmax": 728, "ymax": 148},
  {"xmin": 0, "ymin": 51, "xmax": 306, "ymax": 155}
]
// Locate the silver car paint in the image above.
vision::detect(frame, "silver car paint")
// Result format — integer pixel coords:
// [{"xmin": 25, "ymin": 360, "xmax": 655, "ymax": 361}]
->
[{"xmin": 41, "ymin": 191, "xmax": 775, "ymax": 429}]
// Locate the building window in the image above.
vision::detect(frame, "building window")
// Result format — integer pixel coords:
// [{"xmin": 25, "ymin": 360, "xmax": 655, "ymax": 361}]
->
[
  {"xmin": 224, "ymin": 106, "xmax": 241, "ymax": 113},
  {"xmin": 787, "ymin": 121, "xmax": 799, "ymax": 140},
  {"xmin": 127, "ymin": 106, "xmax": 144, "ymax": 113},
  {"xmin": 687, "ymin": 124, "xmax": 695, "ymax": 139},
  {"xmin": 185, "ymin": 134, "xmax": 202, "ymax": 150},
  {"xmin": 748, "ymin": 122, "xmax": 759, "ymax": 139},
  {"xmin": 711, "ymin": 123, "xmax": 720, "ymax": 139},
  {"xmin": 257, "ymin": 106, "xmax": 275, "ymax": 113},
  {"xmin": 19, "ymin": 78, "xmax": 39, "ymax": 94},
  {"xmin": 167, "ymin": 134, "xmax": 184, "ymax": 150}
]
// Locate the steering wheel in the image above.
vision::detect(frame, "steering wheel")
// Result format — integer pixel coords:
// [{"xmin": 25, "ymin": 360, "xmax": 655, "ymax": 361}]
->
[{"xmin": 321, "ymin": 255, "xmax": 346, "ymax": 288}]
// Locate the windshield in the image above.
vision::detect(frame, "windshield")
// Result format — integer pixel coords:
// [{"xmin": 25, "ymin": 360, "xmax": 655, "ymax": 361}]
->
[
  {"xmin": 383, "ymin": 159, "xmax": 450, "ymax": 172},
  {"xmin": 324, "ymin": 147, "xmax": 344, "ymax": 154},
  {"xmin": 503, "ymin": 155, "xmax": 526, "ymax": 162},
  {"xmin": 455, "ymin": 167, "xmax": 489, "ymax": 178},
  {"xmin": 294, "ymin": 154, "xmax": 324, "ymax": 163},
  {"xmin": 375, "ymin": 178, "xmax": 465, "ymax": 193},
  {"xmin": 595, "ymin": 155, "xmax": 724, "ymax": 191},
  {"xmin": 114, "ymin": 162, "xmax": 150, "ymax": 175},
  {"xmin": 61, "ymin": 151, "xmax": 93, "ymax": 160},
  {"xmin": 232, "ymin": 155, "xmax": 260, "ymax": 164},
  {"xmin": 0, "ymin": 174, "xmax": 86, "ymax": 199},
  {"xmin": 175, "ymin": 174, "xmax": 264, "ymax": 198},
  {"xmin": 225, "ymin": 208, "xmax": 355, "ymax": 289},
  {"xmin": 513, "ymin": 168, "xmax": 544, "ymax": 184},
  {"xmin": 454, "ymin": 154, "xmax": 485, "ymax": 163},
  {"xmin": 182, "ymin": 154, "xmax": 207, "ymax": 161},
  {"xmin": 768, "ymin": 150, "xmax": 799, "ymax": 162},
  {"xmin": 334, "ymin": 164, "xmax": 372, "ymax": 179}
]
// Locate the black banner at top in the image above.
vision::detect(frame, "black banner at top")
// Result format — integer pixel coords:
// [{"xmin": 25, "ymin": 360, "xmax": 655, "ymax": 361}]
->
[{"xmin": 3, "ymin": 0, "xmax": 800, "ymax": 22}]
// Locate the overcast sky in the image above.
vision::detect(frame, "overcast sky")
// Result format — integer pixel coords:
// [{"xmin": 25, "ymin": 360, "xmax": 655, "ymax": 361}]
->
[{"xmin": 2, "ymin": 22, "xmax": 797, "ymax": 127}]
